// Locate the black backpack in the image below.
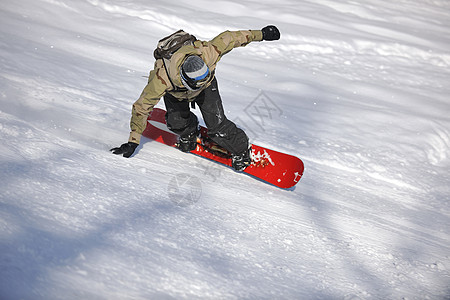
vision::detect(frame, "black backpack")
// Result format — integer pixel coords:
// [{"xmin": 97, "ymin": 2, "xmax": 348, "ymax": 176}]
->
[
  {"xmin": 153, "ymin": 30, "xmax": 198, "ymax": 93},
  {"xmin": 153, "ymin": 30, "xmax": 197, "ymax": 60}
]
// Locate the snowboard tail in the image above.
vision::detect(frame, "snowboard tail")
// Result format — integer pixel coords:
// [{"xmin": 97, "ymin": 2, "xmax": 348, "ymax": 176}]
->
[{"xmin": 143, "ymin": 108, "xmax": 304, "ymax": 189}]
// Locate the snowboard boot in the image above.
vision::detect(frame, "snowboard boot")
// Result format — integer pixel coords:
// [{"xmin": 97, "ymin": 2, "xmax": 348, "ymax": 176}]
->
[
  {"xmin": 177, "ymin": 129, "xmax": 199, "ymax": 152},
  {"xmin": 231, "ymin": 147, "xmax": 252, "ymax": 172}
]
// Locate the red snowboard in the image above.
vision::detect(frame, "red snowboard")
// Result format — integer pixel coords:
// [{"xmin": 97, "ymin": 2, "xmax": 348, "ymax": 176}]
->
[{"xmin": 142, "ymin": 108, "xmax": 304, "ymax": 189}]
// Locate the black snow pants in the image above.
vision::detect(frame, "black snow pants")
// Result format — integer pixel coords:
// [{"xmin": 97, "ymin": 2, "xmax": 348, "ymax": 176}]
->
[{"xmin": 164, "ymin": 78, "xmax": 249, "ymax": 155}]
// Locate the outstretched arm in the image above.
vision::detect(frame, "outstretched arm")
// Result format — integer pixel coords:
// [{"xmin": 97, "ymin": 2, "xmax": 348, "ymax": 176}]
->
[
  {"xmin": 111, "ymin": 62, "xmax": 168, "ymax": 158},
  {"xmin": 128, "ymin": 63, "xmax": 169, "ymax": 145},
  {"xmin": 210, "ymin": 25, "xmax": 280, "ymax": 52}
]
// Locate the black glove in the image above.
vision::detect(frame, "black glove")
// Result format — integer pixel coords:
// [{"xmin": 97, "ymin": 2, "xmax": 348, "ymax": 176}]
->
[
  {"xmin": 110, "ymin": 142, "xmax": 138, "ymax": 158},
  {"xmin": 261, "ymin": 25, "xmax": 280, "ymax": 41}
]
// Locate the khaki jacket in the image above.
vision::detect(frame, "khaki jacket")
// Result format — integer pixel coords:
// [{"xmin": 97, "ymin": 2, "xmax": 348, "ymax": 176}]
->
[{"xmin": 128, "ymin": 29, "xmax": 263, "ymax": 144}]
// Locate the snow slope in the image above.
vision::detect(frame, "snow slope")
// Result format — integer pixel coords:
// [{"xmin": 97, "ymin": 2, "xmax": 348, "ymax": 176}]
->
[{"xmin": 1, "ymin": 0, "xmax": 449, "ymax": 299}]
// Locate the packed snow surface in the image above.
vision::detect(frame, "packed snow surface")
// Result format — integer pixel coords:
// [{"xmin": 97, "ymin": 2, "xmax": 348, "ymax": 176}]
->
[{"xmin": 1, "ymin": 0, "xmax": 449, "ymax": 299}]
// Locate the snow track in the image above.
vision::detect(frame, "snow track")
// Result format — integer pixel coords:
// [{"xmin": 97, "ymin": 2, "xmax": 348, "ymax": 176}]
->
[{"xmin": 1, "ymin": 0, "xmax": 449, "ymax": 299}]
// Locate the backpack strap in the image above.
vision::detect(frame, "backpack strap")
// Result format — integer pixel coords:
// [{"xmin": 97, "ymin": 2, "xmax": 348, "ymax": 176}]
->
[{"xmin": 161, "ymin": 57, "xmax": 186, "ymax": 92}]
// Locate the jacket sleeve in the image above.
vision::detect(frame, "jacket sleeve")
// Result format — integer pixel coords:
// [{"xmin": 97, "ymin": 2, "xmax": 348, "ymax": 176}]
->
[
  {"xmin": 209, "ymin": 30, "xmax": 263, "ymax": 58},
  {"xmin": 128, "ymin": 63, "xmax": 169, "ymax": 144}
]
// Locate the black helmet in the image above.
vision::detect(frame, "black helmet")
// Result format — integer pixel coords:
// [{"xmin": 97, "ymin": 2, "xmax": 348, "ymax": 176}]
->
[{"xmin": 180, "ymin": 55, "xmax": 210, "ymax": 91}]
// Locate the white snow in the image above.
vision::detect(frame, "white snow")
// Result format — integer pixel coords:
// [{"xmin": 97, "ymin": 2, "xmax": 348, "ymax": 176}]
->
[{"xmin": 1, "ymin": 0, "xmax": 449, "ymax": 299}]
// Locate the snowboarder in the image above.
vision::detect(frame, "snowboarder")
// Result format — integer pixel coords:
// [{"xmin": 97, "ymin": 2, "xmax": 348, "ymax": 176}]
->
[{"xmin": 111, "ymin": 25, "xmax": 281, "ymax": 171}]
